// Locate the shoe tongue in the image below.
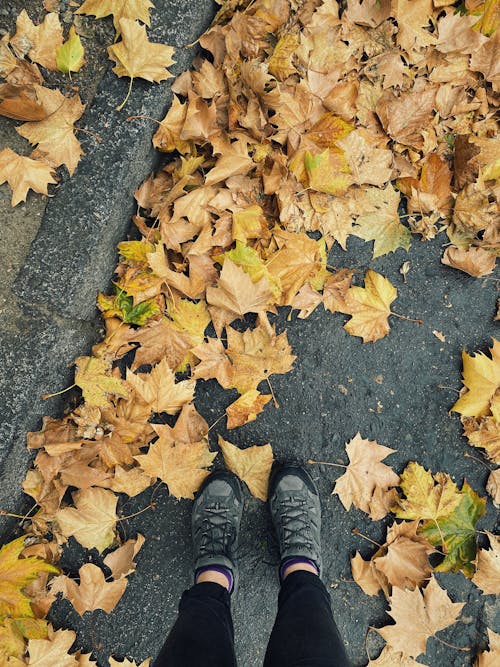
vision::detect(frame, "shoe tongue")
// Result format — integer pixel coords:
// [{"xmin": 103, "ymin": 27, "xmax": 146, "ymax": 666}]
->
[{"xmin": 281, "ymin": 476, "xmax": 303, "ymax": 491}]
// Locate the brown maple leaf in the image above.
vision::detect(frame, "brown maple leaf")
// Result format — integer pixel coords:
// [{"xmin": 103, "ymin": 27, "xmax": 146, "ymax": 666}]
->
[
  {"xmin": 476, "ymin": 628, "xmax": 500, "ymax": 667},
  {"xmin": 0, "ymin": 147, "xmax": 57, "ymax": 206},
  {"xmin": 10, "ymin": 10, "xmax": 63, "ymax": 71},
  {"xmin": 442, "ymin": 246, "xmax": 496, "ymax": 278},
  {"xmin": 125, "ymin": 358, "xmax": 195, "ymax": 415},
  {"xmin": 51, "ymin": 563, "xmax": 127, "ymax": 616},
  {"xmin": 332, "ymin": 433, "xmax": 400, "ymax": 519},
  {"xmin": 77, "ymin": 0, "xmax": 155, "ymax": 35},
  {"xmin": 107, "ymin": 19, "xmax": 175, "ymax": 109},
  {"xmin": 26, "ymin": 626, "xmax": 80, "ymax": 666},
  {"xmin": 376, "ymin": 575, "xmax": 465, "ymax": 658},
  {"xmin": 17, "ymin": 86, "xmax": 86, "ymax": 176},
  {"xmin": 226, "ymin": 390, "xmax": 272, "ymax": 429},
  {"xmin": 103, "ymin": 534, "xmax": 145, "ymax": 580},
  {"xmin": 472, "ymin": 531, "xmax": 500, "ymax": 596},
  {"xmin": 218, "ymin": 436, "xmax": 274, "ymax": 501}
]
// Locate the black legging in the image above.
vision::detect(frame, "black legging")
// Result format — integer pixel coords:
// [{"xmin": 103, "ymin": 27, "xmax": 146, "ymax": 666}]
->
[{"xmin": 153, "ymin": 570, "xmax": 351, "ymax": 666}]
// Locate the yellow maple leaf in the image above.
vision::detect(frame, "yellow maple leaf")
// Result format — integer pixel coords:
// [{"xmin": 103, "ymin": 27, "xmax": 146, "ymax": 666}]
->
[
  {"xmin": 107, "ymin": 18, "xmax": 175, "ymax": 110},
  {"xmin": 226, "ymin": 390, "xmax": 272, "ymax": 429},
  {"xmin": 50, "ymin": 563, "xmax": 127, "ymax": 616},
  {"xmin": 304, "ymin": 149, "xmax": 352, "ymax": 196},
  {"xmin": 77, "ymin": 0, "xmax": 155, "ymax": 35},
  {"xmin": 343, "ymin": 270, "xmax": 397, "ymax": 343},
  {"xmin": 452, "ymin": 339, "xmax": 500, "ymax": 418},
  {"xmin": 26, "ymin": 625, "xmax": 79, "ymax": 666},
  {"xmin": 0, "ymin": 536, "xmax": 57, "ymax": 623},
  {"xmin": 218, "ymin": 437, "xmax": 274, "ymax": 501},
  {"xmin": 55, "ymin": 487, "xmax": 118, "ymax": 553},
  {"xmin": 0, "ymin": 148, "xmax": 57, "ymax": 207},
  {"xmin": 125, "ymin": 357, "xmax": 195, "ymax": 414},
  {"xmin": 74, "ymin": 356, "xmax": 129, "ymax": 407}
]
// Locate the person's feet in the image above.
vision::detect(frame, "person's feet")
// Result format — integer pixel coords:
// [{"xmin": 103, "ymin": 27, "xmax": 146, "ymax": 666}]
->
[
  {"xmin": 268, "ymin": 464, "xmax": 322, "ymax": 579},
  {"xmin": 192, "ymin": 470, "xmax": 243, "ymax": 592}
]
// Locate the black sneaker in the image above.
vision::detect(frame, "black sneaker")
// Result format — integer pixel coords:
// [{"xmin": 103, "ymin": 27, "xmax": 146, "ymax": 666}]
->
[
  {"xmin": 192, "ymin": 470, "xmax": 243, "ymax": 592},
  {"xmin": 268, "ymin": 464, "xmax": 322, "ymax": 576}
]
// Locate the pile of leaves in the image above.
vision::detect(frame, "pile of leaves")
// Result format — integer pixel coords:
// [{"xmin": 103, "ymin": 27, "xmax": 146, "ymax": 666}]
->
[{"xmin": 0, "ymin": 0, "xmax": 499, "ymax": 664}]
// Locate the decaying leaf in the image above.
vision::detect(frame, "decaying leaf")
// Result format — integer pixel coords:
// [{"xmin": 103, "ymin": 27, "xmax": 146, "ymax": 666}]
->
[
  {"xmin": 77, "ymin": 0, "xmax": 155, "ymax": 35},
  {"xmin": 74, "ymin": 356, "xmax": 129, "ymax": 407},
  {"xmin": 0, "ymin": 147, "xmax": 57, "ymax": 206},
  {"xmin": 471, "ymin": 531, "xmax": 500, "ymax": 595},
  {"xmin": 50, "ymin": 563, "xmax": 127, "ymax": 616}
]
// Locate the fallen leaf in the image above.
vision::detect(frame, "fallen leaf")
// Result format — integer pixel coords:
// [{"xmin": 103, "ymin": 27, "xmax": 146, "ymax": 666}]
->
[
  {"xmin": 0, "ymin": 147, "xmax": 57, "ymax": 206},
  {"xmin": 376, "ymin": 575, "xmax": 465, "ymax": 658},
  {"xmin": 442, "ymin": 246, "xmax": 496, "ymax": 278},
  {"xmin": 77, "ymin": 0, "xmax": 155, "ymax": 35},
  {"xmin": 486, "ymin": 469, "xmax": 500, "ymax": 507},
  {"xmin": 103, "ymin": 534, "xmax": 145, "ymax": 580},
  {"xmin": 367, "ymin": 645, "xmax": 421, "ymax": 666},
  {"xmin": 226, "ymin": 390, "xmax": 272, "ymax": 429},
  {"xmin": 74, "ymin": 356, "xmax": 129, "ymax": 407},
  {"xmin": 26, "ymin": 626, "xmax": 79, "ymax": 666},
  {"xmin": 420, "ymin": 481, "xmax": 486, "ymax": 577},
  {"xmin": 109, "ymin": 466, "xmax": 153, "ymax": 497},
  {"xmin": 343, "ymin": 270, "xmax": 397, "ymax": 343},
  {"xmin": 11, "ymin": 10, "xmax": 63, "ymax": 70},
  {"xmin": 51, "ymin": 563, "xmax": 127, "ymax": 615},
  {"xmin": 476, "ymin": 628, "xmax": 500, "ymax": 667},
  {"xmin": 472, "ymin": 531, "xmax": 500, "ymax": 595},
  {"xmin": 17, "ymin": 86, "xmax": 86, "ymax": 176},
  {"xmin": 135, "ymin": 420, "xmax": 215, "ymax": 499},
  {"xmin": 218, "ymin": 436, "xmax": 274, "ymax": 501},
  {"xmin": 126, "ymin": 358, "xmax": 195, "ymax": 415},
  {"xmin": 451, "ymin": 340, "xmax": 500, "ymax": 418},
  {"xmin": 332, "ymin": 433, "xmax": 400, "ymax": 519},
  {"xmin": 0, "ymin": 82, "xmax": 48, "ymax": 121},
  {"xmin": 107, "ymin": 19, "xmax": 175, "ymax": 109},
  {"xmin": 56, "ymin": 26, "xmax": 85, "ymax": 76},
  {"xmin": 55, "ymin": 487, "xmax": 118, "ymax": 552}
]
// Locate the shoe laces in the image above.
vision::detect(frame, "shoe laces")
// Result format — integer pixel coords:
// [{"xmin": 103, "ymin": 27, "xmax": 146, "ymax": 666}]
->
[
  {"xmin": 198, "ymin": 503, "xmax": 235, "ymax": 556},
  {"xmin": 279, "ymin": 495, "xmax": 314, "ymax": 550}
]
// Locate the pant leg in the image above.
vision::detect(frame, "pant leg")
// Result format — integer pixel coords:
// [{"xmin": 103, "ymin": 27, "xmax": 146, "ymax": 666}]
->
[
  {"xmin": 263, "ymin": 571, "xmax": 351, "ymax": 667},
  {"xmin": 153, "ymin": 581, "xmax": 237, "ymax": 667}
]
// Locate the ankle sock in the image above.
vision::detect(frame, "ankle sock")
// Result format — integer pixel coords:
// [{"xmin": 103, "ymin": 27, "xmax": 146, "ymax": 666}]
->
[
  {"xmin": 280, "ymin": 556, "xmax": 319, "ymax": 581},
  {"xmin": 195, "ymin": 565, "xmax": 234, "ymax": 592}
]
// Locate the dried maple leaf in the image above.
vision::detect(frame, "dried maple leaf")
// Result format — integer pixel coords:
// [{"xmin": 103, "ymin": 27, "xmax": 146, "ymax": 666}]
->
[
  {"xmin": 0, "ymin": 82, "xmax": 48, "ymax": 121},
  {"xmin": 77, "ymin": 0, "xmax": 155, "ymax": 35},
  {"xmin": 135, "ymin": 421, "xmax": 215, "ymax": 499},
  {"xmin": 103, "ymin": 535, "xmax": 145, "ymax": 580},
  {"xmin": 110, "ymin": 465, "xmax": 153, "ymax": 497},
  {"xmin": 204, "ymin": 137, "xmax": 254, "ymax": 185},
  {"xmin": 226, "ymin": 322, "xmax": 296, "ymax": 394},
  {"xmin": 218, "ymin": 436, "xmax": 274, "ymax": 501},
  {"xmin": 226, "ymin": 390, "xmax": 272, "ymax": 429},
  {"xmin": 352, "ymin": 185, "xmax": 411, "ymax": 258},
  {"xmin": 337, "ymin": 129, "xmax": 393, "ymax": 186},
  {"xmin": 351, "ymin": 551, "xmax": 389, "ymax": 598},
  {"xmin": 476, "ymin": 628, "xmax": 500, "ymax": 667},
  {"xmin": 472, "ymin": 531, "xmax": 500, "ymax": 595},
  {"xmin": 206, "ymin": 259, "xmax": 273, "ymax": 330},
  {"xmin": 332, "ymin": 433, "xmax": 400, "ymax": 519},
  {"xmin": 56, "ymin": 26, "xmax": 85, "ymax": 76},
  {"xmin": 376, "ymin": 86, "xmax": 436, "ymax": 149},
  {"xmin": 376, "ymin": 575, "xmax": 465, "ymax": 658},
  {"xmin": 420, "ymin": 482, "xmax": 486, "ymax": 577},
  {"xmin": 342, "ymin": 270, "xmax": 397, "ymax": 343},
  {"xmin": 125, "ymin": 358, "xmax": 195, "ymax": 414},
  {"xmin": 486, "ymin": 469, "xmax": 500, "ymax": 507},
  {"xmin": 55, "ymin": 487, "xmax": 118, "ymax": 552},
  {"xmin": 17, "ymin": 86, "xmax": 86, "ymax": 176},
  {"xmin": 462, "ymin": 415, "xmax": 500, "ymax": 464},
  {"xmin": 451, "ymin": 340, "xmax": 500, "ymax": 417},
  {"xmin": 0, "ymin": 536, "xmax": 57, "ymax": 623},
  {"xmin": 74, "ymin": 356, "xmax": 129, "ymax": 407},
  {"xmin": 10, "ymin": 10, "xmax": 63, "ymax": 71},
  {"xmin": 107, "ymin": 19, "xmax": 175, "ymax": 109},
  {"xmin": 51, "ymin": 563, "xmax": 127, "ymax": 616},
  {"xmin": 0, "ymin": 147, "xmax": 57, "ymax": 206},
  {"xmin": 394, "ymin": 461, "xmax": 462, "ymax": 524},
  {"xmin": 191, "ymin": 337, "xmax": 233, "ymax": 388},
  {"xmin": 442, "ymin": 246, "xmax": 496, "ymax": 278},
  {"xmin": 26, "ymin": 626, "xmax": 80, "ymax": 666},
  {"xmin": 397, "ymin": 153, "xmax": 452, "ymax": 218}
]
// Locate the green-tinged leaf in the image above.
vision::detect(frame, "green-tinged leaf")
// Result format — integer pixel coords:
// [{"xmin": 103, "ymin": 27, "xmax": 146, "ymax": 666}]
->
[
  {"xmin": 56, "ymin": 26, "xmax": 85, "ymax": 75},
  {"xmin": 420, "ymin": 482, "xmax": 486, "ymax": 577},
  {"xmin": 97, "ymin": 289, "xmax": 160, "ymax": 326},
  {"xmin": 217, "ymin": 241, "xmax": 282, "ymax": 297}
]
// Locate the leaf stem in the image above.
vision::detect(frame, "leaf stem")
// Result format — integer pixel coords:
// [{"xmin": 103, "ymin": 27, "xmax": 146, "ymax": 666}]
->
[
  {"xmin": 0, "ymin": 509, "xmax": 29, "ymax": 519},
  {"xmin": 75, "ymin": 126, "xmax": 102, "ymax": 143},
  {"xmin": 126, "ymin": 114, "xmax": 163, "ymax": 126},
  {"xmin": 117, "ymin": 502, "xmax": 156, "ymax": 522},
  {"xmin": 352, "ymin": 527, "xmax": 383, "ymax": 548},
  {"xmin": 307, "ymin": 459, "xmax": 347, "ymax": 468},
  {"xmin": 116, "ymin": 77, "xmax": 134, "ymax": 112},
  {"xmin": 390, "ymin": 311, "xmax": 424, "ymax": 324},
  {"xmin": 208, "ymin": 413, "xmax": 225, "ymax": 432},
  {"xmin": 267, "ymin": 378, "xmax": 279, "ymax": 408},
  {"xmin": 464, "ymin": 451, "xmax": 492, "ymax": 471},
  {"xmin": 42, "ymin": 383, "xmax": 76, "ymax": 400},
  {"xmin": 435, "ymin": 636, "xmax": 470, "ymax": 652}
]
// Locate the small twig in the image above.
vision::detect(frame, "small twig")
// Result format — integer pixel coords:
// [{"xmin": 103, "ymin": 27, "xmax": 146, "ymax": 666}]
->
[
  {"xmin": 464, "ymin": 451, "xmax": 492, "ymax": 471},
  {"xmin": 390, "ymin": 311, "xmax": 424, "ymax": 324},
  {"xmin": 75, "ymin": 126, "xmax": 102, "ymax": 143},
  {"xmin": 352, "ymin": 528, "xmax": 383, "ymax": 548},
  {"xmin": 117, "ymin": 503, "xmax": 156, "ymax": 522},
  {"xmin": 42, "ymin": 383, "xmax": 76, "ymax": 400},
  {"xmin": 267, "ymin": 378, "xmax": 279, "ymax": 408},
  {"xmin": 126, "ymin": 114, "xmax": 163, "ymax": 126},
  {"xmin": 208, "ymin": 413, "xmax": 225, "ymax": 432},
  {"xmin": 307, "ymin": 459, "xmax": 346, "ymax": 468}
]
